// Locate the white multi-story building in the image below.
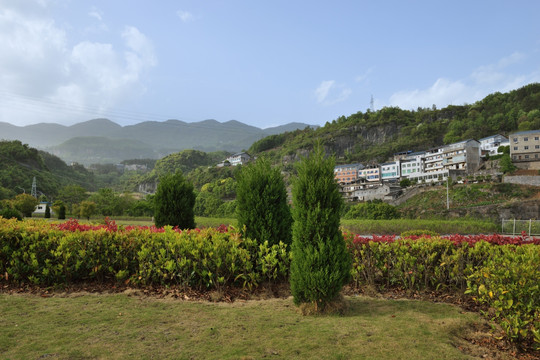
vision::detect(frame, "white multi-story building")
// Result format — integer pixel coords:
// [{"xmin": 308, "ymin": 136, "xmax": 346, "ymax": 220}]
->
[
  {"xmin": 226, "ymin": 152, "xmax": 251, "ymax": 166},
  {"xmin": 479, "ymin": 134, "xmax": 509, "ymax": 156},
  {"xmin": 380, "ymin": 161, "xmax": 400, "ymax": 182},
  {"xmin": 400, "ymin": 151, "xmax": 425, "ymax": 181}
]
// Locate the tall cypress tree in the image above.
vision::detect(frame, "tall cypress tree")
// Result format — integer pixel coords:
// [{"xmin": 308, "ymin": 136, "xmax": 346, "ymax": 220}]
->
[
  {"xmin": 289, "ymin": 144, "xmax": 351, "ymax": 310},
  {"xmin": 236, "ymin": 157, "xmax": 292, "ymax": 246},
  {"xmin": 154, "ymin": 171, "xmax": 196, "ymax": 229}
]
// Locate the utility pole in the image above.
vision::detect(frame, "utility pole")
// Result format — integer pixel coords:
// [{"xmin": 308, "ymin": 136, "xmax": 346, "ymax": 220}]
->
[
  {"xmin": 446, "ymin": 176, "xmax": 450, "ymax": 210},
  {"xmin": 31, "ymin": 176, "xmax": 37, "ymax": 198}
]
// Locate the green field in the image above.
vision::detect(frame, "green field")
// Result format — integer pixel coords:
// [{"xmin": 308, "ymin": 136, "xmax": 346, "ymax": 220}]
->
[
  {"xmin": 340, "ymin": 218, "xmax": 499, "ymax": 235},
  {"xmin": 53, "ymin": 216, "xmax": 500, "ymax": 235},
  {"xmin": 0, "ymin": 293, "xmax": 496, "ymax": 360}
]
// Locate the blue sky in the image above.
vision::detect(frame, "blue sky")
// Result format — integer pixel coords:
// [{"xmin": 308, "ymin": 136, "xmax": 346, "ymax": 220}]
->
[{"xmin": 1, "ymin": 0, "xmax": 539, "ymax": 129}]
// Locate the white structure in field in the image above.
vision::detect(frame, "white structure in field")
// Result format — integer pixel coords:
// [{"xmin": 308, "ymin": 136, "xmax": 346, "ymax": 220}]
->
[{"xmin": 225, "ymin": 152, "xmax": 251, "ymax": 166}]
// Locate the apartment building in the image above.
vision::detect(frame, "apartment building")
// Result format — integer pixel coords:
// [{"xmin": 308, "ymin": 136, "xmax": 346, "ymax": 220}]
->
[
  {"xmin": 334, "ymin": 163, "xmax": 364, "ymax": 184},
  {"xmin": 510, "ymin": 130, "xmax": 540, "ymax": 169},
  {"xmin": 400, "ymin": 152, "xmax": 425, "ymax": 181},
  {"xmin": 358, "ymin": 165, "xmax": 380, "ymax": 182},
  {"xmin": 479, "ymin": 134, "xmax": 509, "ymax": 156},
  {"xmin": 380, "ymin": 161, "xmax": 400, "ymax": 182}
]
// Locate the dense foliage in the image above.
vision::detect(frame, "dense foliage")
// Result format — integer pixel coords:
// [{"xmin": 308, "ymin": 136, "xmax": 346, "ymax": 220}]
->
[
  {"xmin": 236, "ymin": 157, "xmax": 292, "ymax": 246},
  {"xmin": 289, "ymin": 145, "xmax": 351, "ymax": 309},
  {"xmin": 344, "ymin": 200, "xmax": 400, "ymax": 220},
  {"xmin": 153, "ymin": 172, "xmax": 196, "ymax": 229}
]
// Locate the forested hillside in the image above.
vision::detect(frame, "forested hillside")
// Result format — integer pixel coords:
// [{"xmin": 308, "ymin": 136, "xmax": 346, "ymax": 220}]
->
[
  {"xmin": 0, "ymin": 140, "xmax": 96, "ymax": 200},
  {"xmin": 249, "ymin": 83, "xmax": 540, "ymax": 165}
]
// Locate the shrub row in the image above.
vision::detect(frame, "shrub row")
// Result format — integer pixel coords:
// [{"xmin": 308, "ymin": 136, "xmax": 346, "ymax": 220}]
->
[
  {"xmin": 346, "ymin": 234, "xmax": 539, "ymax": 349},
  {"xmin": 0, "ymin": 218, "xmax": 289, "ymax": 290}
]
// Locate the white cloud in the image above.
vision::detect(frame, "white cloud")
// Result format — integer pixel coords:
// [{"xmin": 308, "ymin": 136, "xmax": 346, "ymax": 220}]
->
[
  {"xmin": 315, "ymin": 80, "xmax": 334, "ymax": 103},
  {"xmin": 389, "ymin": 53, "xmax": 540, "ymax": 110},
  {"xmin": 0, "ymin": 2, "xmax": 157, "ymax": 126},
  {"xmin": 177, "ymin": 10, "xmax": 194, "ymax": 23},
  {"xmin": 355, "ymin": 67, "xmax": 374, "ymax": 83},
  {"xmin": 88, "ymin": 9, "xmax": 102, "ymax": 21},
  {"xmin": 315, "ymin": 80, "xmax": 351, "ymax": 106}
]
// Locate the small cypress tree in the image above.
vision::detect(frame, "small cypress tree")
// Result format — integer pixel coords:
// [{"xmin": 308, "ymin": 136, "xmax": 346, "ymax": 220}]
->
[
  {"xmin": 289, "ymin": 144, "xmax": 351, "ymax": 311},
  {"xmin": 154, "ymin": 171, "xmax": 196, "ymax": 229},
  {"xmin": 44, "ymin": 204, "xmax": 51, "ymax": 218},
  {"xmin": 236, "ymin": 157, "xmax": 292, "ymax": 246},
  {"xmin": 58, "ymin": 204, "xmax": 66, "ymax": 220}
]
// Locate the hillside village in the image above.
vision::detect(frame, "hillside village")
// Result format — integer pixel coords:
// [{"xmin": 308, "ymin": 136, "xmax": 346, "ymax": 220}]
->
[{"xmin": 333, "ymin": 130, "xmax": 540, "ymax": 202}]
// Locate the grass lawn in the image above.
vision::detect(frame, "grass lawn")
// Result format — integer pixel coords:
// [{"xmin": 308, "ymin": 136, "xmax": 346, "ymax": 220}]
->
[{"xmin": 0, "ymin": 293, "xmax": 499, "ymax": 360}]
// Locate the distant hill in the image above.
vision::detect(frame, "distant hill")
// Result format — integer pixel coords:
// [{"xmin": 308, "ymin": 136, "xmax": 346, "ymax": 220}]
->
[
  {"xmin": 0, "ymin": 118, "xmax": 316, "ymax": 164},
  {"xmin": 248, "ymin": 83, "xmax": 540, "ymax": 165},
  {"xmin": 0, "ymin": 140, "xmax": 97, "ymax": 199}
]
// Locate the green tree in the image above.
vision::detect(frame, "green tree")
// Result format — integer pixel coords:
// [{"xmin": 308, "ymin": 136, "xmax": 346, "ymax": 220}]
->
[
  {"xmin": 236, "ymin": 157, "xmax": 292, "ymax": 246},
  {"xmin": 289, "ymin": 145, "xmax": 351, "ymax": 311},
  {"xmin": 500, "ymin": 154, "xmax": 517, "ymax": 174},
  {"xmin": 79, "ymin": 201, "xmax": 97, "ymax": 220},
  {"xmin": 57, "ymin": 185, "xmax": 88, "ymax": 214},
  {"xmin": 399, "ymin": 178, "xmax": 412, "ymax": 188},
  {"xmin": 44, "ymin": 204, "xmax": 51, "ymax": 218},
  {"xmin": 0, "ymin": 206, "xmax": 23, "ymax": 221},
  {"xmin": 13, "ymin": 193, "xmax": 39, "ymax": 217},
  {"xmin": 154, "ymin": 171, "xmax": 196, "ymax": 229}
]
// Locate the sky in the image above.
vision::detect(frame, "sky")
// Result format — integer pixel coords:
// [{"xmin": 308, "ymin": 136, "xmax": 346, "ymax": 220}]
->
[{"xmin": 1, "ymin": 0, "xmax": 540, "ymax": 129}]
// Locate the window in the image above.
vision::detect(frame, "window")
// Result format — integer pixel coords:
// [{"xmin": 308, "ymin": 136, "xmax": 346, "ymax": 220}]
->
[
  {"xmin": 524, "ymin": 137, "xmax": 528, "ymax": 141},
  {"xmin": 535, "ymin": 136, "xmax": 539, "ymax": 141},
  {"xmin": 525, "ymin": 155, "xmax": 529, "ymax": 159},
  {"xmin": 513, "ymin": 138, "xmax": 518, "ymax": 142},
  {"xmin": 536, "ymin": 145, "xmax": 540, "ymax": 149},
  {"xmin": 525, "ymin": 146, "xmax": 529, "ymax": 150},
  {"xmin": 514, "ymin": 146, "xmax": 518, "ymax": 151}
]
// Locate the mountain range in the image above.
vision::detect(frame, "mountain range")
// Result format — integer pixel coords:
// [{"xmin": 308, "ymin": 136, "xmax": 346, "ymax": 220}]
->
[{"xmin": 0, "ymin": 118, "xmax": 316, "ymax": 165}]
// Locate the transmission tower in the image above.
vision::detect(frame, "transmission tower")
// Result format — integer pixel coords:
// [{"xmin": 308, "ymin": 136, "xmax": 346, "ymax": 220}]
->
[
  {"xmin": 370, "ymin": 95, "xmax": 375, "ymax": 112},
  {"xmin": 31, "ymin": 176, "xmax": 37, "ymax": 198}
]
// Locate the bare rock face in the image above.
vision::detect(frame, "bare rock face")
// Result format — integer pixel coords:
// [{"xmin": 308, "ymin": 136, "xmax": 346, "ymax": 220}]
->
[
  {"xmin": 281, "ymin": 124, "xmax": 401, "ymax": 165},
  {"xmin": 497, "ymin": 199, "xmax": 540, "ymax": 220}
]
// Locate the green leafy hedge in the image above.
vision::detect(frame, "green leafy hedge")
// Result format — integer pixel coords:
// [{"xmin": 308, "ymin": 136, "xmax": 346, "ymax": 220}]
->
[
  {"xmin": 0, "ymin": 219, "xmax": 289, "ymax": 290},
  {"xmin": 347, "ymin": 236, "xmax": 539, "ymax": 349}
]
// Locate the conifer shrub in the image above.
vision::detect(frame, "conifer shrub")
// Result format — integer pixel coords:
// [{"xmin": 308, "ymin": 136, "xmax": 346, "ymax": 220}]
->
[
  {"xmin": 58, "ymin": 204, "xmax": 66, "ymax": 220},
  {"xmin": 154, "ymin": 171, "xmax": 196, "ymax": 229},
  {"xmin": 236, "ymin": 157, "xmax": 292, "ymax": 246},
  {"xmin": 45, "ymin": 204, "xmax": 51, "ymax": 218},
  {"xmin": 289, "ymin": 145, "xmax": 351, "ymax": 311}
]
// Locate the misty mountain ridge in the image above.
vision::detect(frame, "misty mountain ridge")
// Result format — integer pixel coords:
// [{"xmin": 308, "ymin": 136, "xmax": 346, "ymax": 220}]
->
[{"xmin": 0, "ymin": 118, "xmax": 317, "ymax": 165}]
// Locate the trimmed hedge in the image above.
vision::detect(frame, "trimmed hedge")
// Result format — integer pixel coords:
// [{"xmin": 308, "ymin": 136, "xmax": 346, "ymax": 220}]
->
[{"xmin": 0, "ymin": 218, "xmax": 289, "ymax": 290}]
